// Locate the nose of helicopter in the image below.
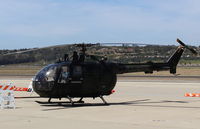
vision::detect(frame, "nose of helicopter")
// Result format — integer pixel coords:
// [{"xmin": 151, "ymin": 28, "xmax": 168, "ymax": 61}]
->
[{"xmin": 32, "ymin": 64, "xmax": 58, "ymax": 93}]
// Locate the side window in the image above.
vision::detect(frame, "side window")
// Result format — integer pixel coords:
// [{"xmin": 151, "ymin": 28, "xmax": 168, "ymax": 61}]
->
[
  {"xmin": 72, "ymin": 66, "xmax": 82, "ymax": 77},
  {"xmin": 58, "ymin": 66, "xmax": 69, "ymax": 83}
]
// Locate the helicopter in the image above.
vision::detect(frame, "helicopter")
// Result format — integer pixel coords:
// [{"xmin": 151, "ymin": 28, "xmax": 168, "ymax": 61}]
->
[{"xmin": 27, "ymin": 38, "xmax": 197, "ymax": 105}]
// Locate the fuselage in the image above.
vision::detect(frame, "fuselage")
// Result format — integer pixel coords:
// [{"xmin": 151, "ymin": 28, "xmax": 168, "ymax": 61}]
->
[{"xmin": 32, "ymin": 61, "xmax": 117, "ymax": 98}]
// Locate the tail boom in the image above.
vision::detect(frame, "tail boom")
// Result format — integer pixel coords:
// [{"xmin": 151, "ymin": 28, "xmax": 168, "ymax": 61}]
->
[{"xmin": 116, "ymin": 45, "xmax": 185, "ymax": 74}]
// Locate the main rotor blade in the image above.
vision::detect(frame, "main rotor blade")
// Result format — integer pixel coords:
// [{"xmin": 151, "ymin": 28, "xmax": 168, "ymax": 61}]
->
[
  {"xmin": 99, "ymin": 42, "xmax": 162, "ymax": 46},
  {"xmin": 0, "ymin": 44, "xmax": 74, "ymax": 56},
  {"xmin": 177, "ymin": 38, "xmax": 198, "ymax": 55}
]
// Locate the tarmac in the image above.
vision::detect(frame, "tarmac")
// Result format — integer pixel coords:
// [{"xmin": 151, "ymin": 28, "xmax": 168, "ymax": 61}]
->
[{"xmin": 0, "ymin": 76, "xmax": 200, "ymax": 129}]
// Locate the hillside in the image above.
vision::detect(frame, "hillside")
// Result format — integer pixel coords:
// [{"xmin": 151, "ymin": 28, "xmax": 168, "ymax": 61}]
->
[{"xmin": 0, "ymin": 44, "xmax": 199, "ymax": 66}]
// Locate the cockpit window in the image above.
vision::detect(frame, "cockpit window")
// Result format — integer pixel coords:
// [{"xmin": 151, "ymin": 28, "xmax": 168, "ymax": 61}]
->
[
  {"xmin": 58, "ymin": 66, "xmax": 69, "ymax": 83},
  {"xmin": 34, "ymin": 64, "xmax": 57, "ymax": 82}
]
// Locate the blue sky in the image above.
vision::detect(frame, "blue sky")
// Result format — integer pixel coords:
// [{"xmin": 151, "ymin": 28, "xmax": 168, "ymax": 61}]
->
[{"xmin": 0, "ymin": 0, "xmax": 200, "ymax": 49}]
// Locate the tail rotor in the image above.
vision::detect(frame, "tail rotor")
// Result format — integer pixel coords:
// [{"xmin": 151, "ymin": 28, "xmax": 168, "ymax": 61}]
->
[{"xmin": 177, "ymin": 38, "xmax": 198, "ymax": 55}]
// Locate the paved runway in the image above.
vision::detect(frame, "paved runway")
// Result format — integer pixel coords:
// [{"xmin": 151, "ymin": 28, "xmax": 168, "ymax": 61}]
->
[{"xmin": 0, "ymin": 76, "xmax": 200, "ymax": 129}]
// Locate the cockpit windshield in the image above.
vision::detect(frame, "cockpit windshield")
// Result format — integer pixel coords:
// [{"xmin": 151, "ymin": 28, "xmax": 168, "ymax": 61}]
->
[{"xmin": 34, "ymin": 64, "xmax": 58, "ymax": 82}]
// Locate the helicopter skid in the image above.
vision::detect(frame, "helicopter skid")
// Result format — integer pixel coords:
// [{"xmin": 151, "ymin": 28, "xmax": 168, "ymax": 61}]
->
[
  {"xmin": 48, "ymin": 96, "xmax": 85, "ymax": 105},
  {"xmin": 100, "ymin": 95, "xmax": 109, "ymax": 105},
  {"xmin": 44, "ymin": 96, "xmax": 109, "ymax": 105}
]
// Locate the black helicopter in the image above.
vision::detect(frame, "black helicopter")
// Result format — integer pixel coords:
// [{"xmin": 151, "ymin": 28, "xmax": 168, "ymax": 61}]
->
[{"xmin": 29, "ymin": 39, "xmax": 197, "ymax": 105}]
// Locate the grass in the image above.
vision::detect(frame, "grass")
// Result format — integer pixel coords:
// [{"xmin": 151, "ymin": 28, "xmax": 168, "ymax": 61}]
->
[
  {"xmin": 180, "ymin": 59, "xmax": 200, "ymax": 63},
  {"xmin": 0, "ymin": 65, "xmax": 200, "ymax": 76},
  {"xmin": 122, "ymin": 67, "xmax": 200, "ymax": 76},
  {"xmin": 0, "ymin": 65, "xmax": 43, "ymax": 75}
]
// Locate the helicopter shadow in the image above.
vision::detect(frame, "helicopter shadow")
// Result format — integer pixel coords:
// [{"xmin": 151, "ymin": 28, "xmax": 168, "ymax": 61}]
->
[{"xmin": 35, "ymin": 99, "xmax": 200, "ymax": 111}]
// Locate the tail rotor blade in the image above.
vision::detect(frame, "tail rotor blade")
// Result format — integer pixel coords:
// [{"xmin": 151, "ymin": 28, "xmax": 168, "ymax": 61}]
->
[
  {"xmin": 176, "ymin": 38, "xmax": 198, "ymax": 55},
  {"xmin": 188, "ymin": 48, "xmax": 198, "ymax": 55},
  {"xmin": 177, "ymin": 38, "xmax": 186, "ymax": 46}
]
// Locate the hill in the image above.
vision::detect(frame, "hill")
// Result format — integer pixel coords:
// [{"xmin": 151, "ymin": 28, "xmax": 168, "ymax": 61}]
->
[{"xmin": 0, "ymin": 44, "xmax": 199, "ymax": 66}]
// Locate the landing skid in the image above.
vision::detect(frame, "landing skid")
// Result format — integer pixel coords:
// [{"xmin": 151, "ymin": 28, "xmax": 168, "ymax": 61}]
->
[
  {"xmin": 67, "ymin": 96, "xmax": 74, "ymax": 105},
  {"xmin": 77, "ymin": 97, "xmax": 84, "ymax": 103},
  {"xmin": 46, "ymin": 96, "xmax": 109, "ymax": 105},
  {"xmin": 48, "ymin": 97, "xmax": 52, "ymax": 103},
  {"xmin": 100, "ymin": 95, "xmax": 109, "ymax": 105},
  {"xmin": 47, "ymin": 97, "xmax": 85, "ymax": 105}
]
